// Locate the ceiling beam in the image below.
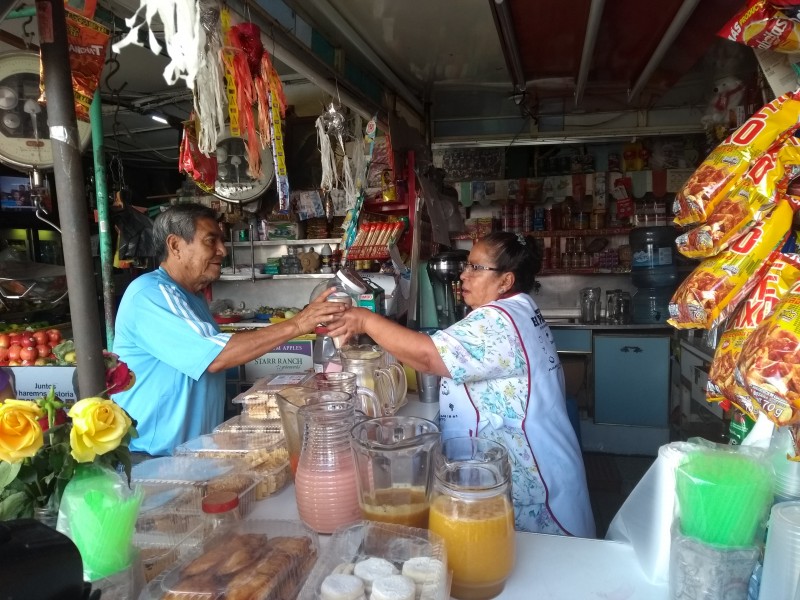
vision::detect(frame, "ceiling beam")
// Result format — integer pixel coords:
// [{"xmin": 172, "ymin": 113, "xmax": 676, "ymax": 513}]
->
[
  {"xmin": 574, "ymin": 0, "xmax": 605, "ymax": 107},
  {"xmin": 628, "ymin": 0, "xmax": 701, "ymax": 103},
  {"xmin": 306, "ymin": 0, "xmax": 424, "ymax": 116},
  {"xmin": 489, "ymin": 0, "xmax": 525, "ymax": 94}
]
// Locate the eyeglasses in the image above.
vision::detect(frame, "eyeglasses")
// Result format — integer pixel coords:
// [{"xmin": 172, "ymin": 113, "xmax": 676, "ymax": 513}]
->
[{"xmin": 462, "ymin": 262, "xmax": 502, "ymax": 273}]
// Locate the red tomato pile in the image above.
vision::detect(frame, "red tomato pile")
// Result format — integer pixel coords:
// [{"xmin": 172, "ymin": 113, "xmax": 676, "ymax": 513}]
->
[{"xmin": 0, "ymin": 329, "xmax": 63, "ymax": 366}]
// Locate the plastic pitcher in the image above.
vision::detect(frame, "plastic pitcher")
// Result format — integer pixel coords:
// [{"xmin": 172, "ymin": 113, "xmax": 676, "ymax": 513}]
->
[
  {"xmin": 313, "ymin": 371, "xmax": 382, "ymax": 417},
  {"xmin": 340, "ymin": 344, "xmax": 407, "ymax": 415},
  {"xmin": 349, "ymin": 416, "xmax": 440, "ymax": 528}
]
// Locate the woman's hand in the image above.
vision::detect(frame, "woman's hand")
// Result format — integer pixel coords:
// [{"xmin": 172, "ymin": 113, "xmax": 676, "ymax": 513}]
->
[
  {"xmin": 289, "ymin": 288, "xmax": 349, "ymax": 336},
  {"xmin": 325, "ymin": 306, "xmax": 371, "ymax": 346}
]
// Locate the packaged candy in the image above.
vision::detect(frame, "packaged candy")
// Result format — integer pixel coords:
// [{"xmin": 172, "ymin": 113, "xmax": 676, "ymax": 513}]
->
[
  {"xmin": 668, "ymin": 200, "xmax": 793, "ymax": 329},
  {"xmin": 673, "ymin": 91, "xmax": 800, "ymax": 227},
  {"xmin": 707, "ymin": 254, "xmax": 800, "ymax": 418}
]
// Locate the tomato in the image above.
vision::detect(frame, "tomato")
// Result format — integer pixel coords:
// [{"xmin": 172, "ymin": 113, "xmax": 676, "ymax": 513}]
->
[
  {"xmin": 19, "ymin": 335, "xmax": 35, "ymax": 349},
  {"xmin": 0, "ymin": 359, "xmax": 8, "ymax": 366},
  {"xmin": 8, "ymin": 333, "xmax": 21, "ymax": 346},
  {"xmin": 46, "ymin": 329, "xmax": 62, "ymax": 344},
  {"xmin": 36, "ymin": 344, "xmax": 51, "ymax": 358},
  {"xmin": 20, "ymin": 359, "xmax": 34, "ymax": 366},
  {"xmin": 19, "ymin": 347, "xmax": 38, "ymax": 362},
  {"xmin": 0, "ymin": 348, "xmax": 7, "ymax": 361},
  {"xmin": 48, "ymin": 340, "xmax": 60, "ymax": 349},
  {"xmin": 32, "ymin": 331, "xmax": 48, "ymax": 345},
  {"xmin": 0, "ymin": 334, "xmax": 8, "ymax": 348},
  {"xmin": 7, "ymin": 345, "xmax": 21, "ymax": 361}
]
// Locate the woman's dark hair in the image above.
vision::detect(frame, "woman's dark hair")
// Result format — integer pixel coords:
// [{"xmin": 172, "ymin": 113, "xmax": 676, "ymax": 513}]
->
[
  {"xmin": 152, "ymin": 202, "xmax": 219, "ymax": 262},
  {"xmin": 481, "ymin": 231, "xmax": 542, "ymax": 293}
]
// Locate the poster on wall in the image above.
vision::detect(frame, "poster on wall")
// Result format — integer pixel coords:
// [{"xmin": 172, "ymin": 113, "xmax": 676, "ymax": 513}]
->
[{"xmin": 440, "ymin": 148, "xmax": 505, "ymax": 182}]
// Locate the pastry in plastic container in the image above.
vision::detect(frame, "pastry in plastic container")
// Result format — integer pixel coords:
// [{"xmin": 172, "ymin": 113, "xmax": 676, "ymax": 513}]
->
[
  {"xmin": 233, "ymin": 374, "xmax": 316, "ymax": 420},
  {"xmin": 299, "ymin": 521, "xmax": 450, "ymax": 600},
  {"xmin": 132, "ymin": 456, "xmax": 258, "ymax": 517},
  {"xmin": 174, "ymin": 432, "xmax": 291, "ymax": 500},
  {"xmin": 140, "ymin": 519, "xmax": 319, "ymax": 600},
  {"xmin": 214, "ymin": 413, "xmax": 284, "ymax": 436}
]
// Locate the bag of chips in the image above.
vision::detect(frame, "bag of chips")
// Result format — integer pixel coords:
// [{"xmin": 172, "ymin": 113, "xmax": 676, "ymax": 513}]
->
[
  {"xmin": 737, "ymin": 277, "xmax": 800, "ymax": 425},
  {"xmin": 707, "ymin": 254, "xmax": 800, "ymax": 418},
  {"xmin": 668, "ymin": 200, "xmax": 793, "ymax": 329},
  {"xmin": 179, "ymin": 119, "xmax": 217, "ymax": 192},
  {"xmin": 673, "ymin": 91, "xmax": 800, "ymax": 227},
  {"xmin": 720, "ymin": 0, "xmax": 800, "ymax": 52},
  {"xmin": 676, "ymin": 137, "xmax": 800, "ymax": 259}
]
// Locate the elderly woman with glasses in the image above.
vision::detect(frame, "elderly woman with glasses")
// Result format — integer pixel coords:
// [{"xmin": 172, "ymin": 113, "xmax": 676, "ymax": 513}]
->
[{"xmin": 327, "ymin": 231, "xmax": 594, "ymax": 537}]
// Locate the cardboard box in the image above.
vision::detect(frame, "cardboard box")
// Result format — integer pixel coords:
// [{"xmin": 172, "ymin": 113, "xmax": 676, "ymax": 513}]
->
[
  {"xmin": 9, "ymin": 366, "xmax": 78, "ymax": 402},
  {"xmin": 243, "ymin": 339, "xmax": 313, "ymax": 381},
  {"xmin": 357, "ymin": 279, "xmax": 385, "ymax": 315}
]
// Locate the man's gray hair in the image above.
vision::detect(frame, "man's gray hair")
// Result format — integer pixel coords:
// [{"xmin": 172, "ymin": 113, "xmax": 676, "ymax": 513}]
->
[{"xmin": 152, "ymin": 202, "xmax": 219, "ymax": 263}]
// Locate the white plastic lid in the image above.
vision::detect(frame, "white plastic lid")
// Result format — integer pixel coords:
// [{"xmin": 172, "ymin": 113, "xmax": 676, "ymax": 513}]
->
[{"xmin": 336, "ymin": 267, "xmax": 368, "ymax": 295}]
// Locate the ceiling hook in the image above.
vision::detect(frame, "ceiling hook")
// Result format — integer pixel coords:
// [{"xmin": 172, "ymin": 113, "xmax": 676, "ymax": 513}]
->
[{"xmin": 21, "ymin": 16, "xmax": 33, "ymax": 49}]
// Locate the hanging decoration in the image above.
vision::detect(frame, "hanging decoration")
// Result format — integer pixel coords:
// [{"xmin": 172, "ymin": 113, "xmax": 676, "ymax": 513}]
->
[
  {"xmin": 340, "ymin": 115, "xmax": 379, "ymax": 255},
  {"xmin": 63, "ymin": 10, "xmax": 110, "ymax": 122},
  {"xmin": 194, "ymin": 2, "xmax": 227, "ymax": 155}
]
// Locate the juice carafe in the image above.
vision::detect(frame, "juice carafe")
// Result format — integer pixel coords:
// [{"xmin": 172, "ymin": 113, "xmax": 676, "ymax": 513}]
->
[
  {"xmin": 340, "ymin": 344, "xmax": 407, "ymax": 415},
  {"xmin": 350, "ymin": 416, "xmax": 440, "ymax": 529},
  {"xmin": 313, "ymin": 371, "xmax": 382, "ymax": 417},
  {"xmin": 428, "ymin": 437, "xmax": 515, "ymax": 600},
  {"xmin": 294, "ymin": 400, "xmax": 362, "ymax": 534}
]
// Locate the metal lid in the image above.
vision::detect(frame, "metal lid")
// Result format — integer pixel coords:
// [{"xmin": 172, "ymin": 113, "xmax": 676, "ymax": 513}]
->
[{"xmin": 336, "ymin": 267, "xmax": 368, "ymax": 295}]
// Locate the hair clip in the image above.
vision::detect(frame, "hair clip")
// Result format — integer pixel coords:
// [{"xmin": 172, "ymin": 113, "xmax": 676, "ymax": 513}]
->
[{"xmin": 516, "ymin": 233, "xmax": 526, "ymax": 245}]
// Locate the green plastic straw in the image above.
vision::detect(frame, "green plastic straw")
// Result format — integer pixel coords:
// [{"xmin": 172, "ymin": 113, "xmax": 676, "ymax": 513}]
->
[{"xmin": 676, "ymin": 450, "xmax": 773, "ymax": 547}]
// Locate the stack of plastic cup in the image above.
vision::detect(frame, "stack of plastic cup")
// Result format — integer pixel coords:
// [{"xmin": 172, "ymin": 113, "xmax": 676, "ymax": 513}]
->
[
  {"xmin": 675, "ymin": 450, "xmax": 774, "ymax": 547},
  {"xmin": 770, "ymin": 427, "xmax": 800, "ymax": 503},
  {"xmin": 759, "ymin": 502, "xmax": 800, "ymax": 599}
]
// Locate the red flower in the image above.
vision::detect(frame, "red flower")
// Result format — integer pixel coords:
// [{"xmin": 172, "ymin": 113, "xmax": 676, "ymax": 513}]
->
[{"xmin": 37, "ymin": 407, "xmax": 67, "ymax": 432}]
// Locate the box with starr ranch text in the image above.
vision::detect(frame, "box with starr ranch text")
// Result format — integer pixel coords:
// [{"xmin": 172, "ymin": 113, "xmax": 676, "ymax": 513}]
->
[{"xmin": 242, "ymin": 337, "xmax": 314, "ymax": 381}]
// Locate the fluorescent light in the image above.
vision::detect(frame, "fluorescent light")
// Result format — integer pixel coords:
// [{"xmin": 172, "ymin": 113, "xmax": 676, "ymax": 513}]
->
[{"xmin": 150, "ymin": 114, "xmax": 168, "ymax": 125}]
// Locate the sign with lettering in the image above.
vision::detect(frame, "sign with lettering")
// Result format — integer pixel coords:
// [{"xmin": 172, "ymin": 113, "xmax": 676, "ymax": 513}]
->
[
  {"xmin": 243, "ymin": 339, "xmax": 313, "ymax": 381},
  {"xmin": 9, "ymin": 366, "xmax": 78, "ymax": 402}
]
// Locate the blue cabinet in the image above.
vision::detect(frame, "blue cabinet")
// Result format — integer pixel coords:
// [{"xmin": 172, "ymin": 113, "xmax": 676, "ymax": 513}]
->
[{"xmin": 594, "ymin": 334, "xmax": 670, "ymax": 427}]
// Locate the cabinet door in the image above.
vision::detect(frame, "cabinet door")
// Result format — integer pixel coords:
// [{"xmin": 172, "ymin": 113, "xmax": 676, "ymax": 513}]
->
[{"xmin": 594, "ymin": 334, "xmax": 670, "ymax": 427}]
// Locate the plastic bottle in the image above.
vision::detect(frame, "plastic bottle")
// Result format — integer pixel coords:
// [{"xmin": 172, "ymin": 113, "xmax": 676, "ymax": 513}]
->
[
  {"xmin": 202, "ymin": 491, "xmax": 241, "ymax": 538},
  {"xmin": 320, "ymin": 244, "xmax": 333, "ymax": 274}
]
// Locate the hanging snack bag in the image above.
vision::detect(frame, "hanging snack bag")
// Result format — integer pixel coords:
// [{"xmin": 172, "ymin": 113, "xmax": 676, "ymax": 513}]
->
[
  {"xmin": 707, "ymin": 254, "xmax": 800, "ymax": 418},
  {"xmin": 720, "ymin": 0, "xmax": 800, "ymax": 53},
  {"xmin": 179, "ymin": 120, "xmax": 217, "ymax": 192},
  {"xmin": 737, "ymin": 277, "xmax": 800, "ymax": 425},
  {"xmin": 673, "ymin": 91, "xmax": 800, "ymax": 227},
  {"xmin": 668, "ymin": 200, "xmax": 793, "ymax": 329},
  {"xmin": 676, "ymin": 137, "xmax": 800, "ymax": 259}
]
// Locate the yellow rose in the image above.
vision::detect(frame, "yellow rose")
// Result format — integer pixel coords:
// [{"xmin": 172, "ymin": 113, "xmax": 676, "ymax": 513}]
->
[
  {"xmin": 68, "ymin": 397, "xmax": 132, "ymax": 463},
  {"xmin": 0, "ymin": 400, "xmax": 44, "ymax": 463}
]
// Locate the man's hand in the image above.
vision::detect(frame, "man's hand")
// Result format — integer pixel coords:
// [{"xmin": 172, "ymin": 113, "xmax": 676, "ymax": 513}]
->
[{"xmin": 288, "ymin": 288, "xmax": 349, "ymax": 336}]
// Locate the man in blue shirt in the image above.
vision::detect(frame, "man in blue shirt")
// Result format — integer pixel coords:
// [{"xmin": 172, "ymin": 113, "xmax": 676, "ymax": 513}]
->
[{"xmin": 113, "ymin": 203, "xmax": 345, "ymax": 456}]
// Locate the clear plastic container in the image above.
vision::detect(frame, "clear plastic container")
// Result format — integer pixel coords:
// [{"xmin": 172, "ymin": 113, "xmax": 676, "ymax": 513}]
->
[
  {"xmin": 299, "ymin": 521, "xmax": 450, "ymax": 600},
  {"xmin": 175, "ymin": 432, "xmax": 291, "ymax": 500},
  {"xmin": 202, "ymin": 491, "xmax": 241, "ymax": 537},
  {"xmin": 630, "ymin": 226, "xmax": 680, "ymax": 288},
  {"xmin": 214, "ymin": 414, "xmax": 283, "ymax": 435},
  {"xmin": 132, "ymin": 456, "xmax": 257, "ymax": 516},
  {"xmin": 140, "ymin": 519, "xmax": 320, "ymax": 600},
  {"xmin": 232, "ymin": 374, "xmax": 316, "ymax": 420}
]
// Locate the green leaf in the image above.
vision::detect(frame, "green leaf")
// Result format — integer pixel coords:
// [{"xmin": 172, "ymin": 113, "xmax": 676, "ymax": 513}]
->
[
  {"xmin": 0, "ymin": 462, "xmax": 21, "ymax": 491},
  {"xmin": 0, "ymin": 490, "xmax": 30, "ymax": 520}
]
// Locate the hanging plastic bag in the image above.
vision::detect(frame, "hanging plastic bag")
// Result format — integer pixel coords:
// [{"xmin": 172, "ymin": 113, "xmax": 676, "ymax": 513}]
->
[
  {"xmin": 720, "ymin": 0, "xmax": 800, "ymax": 53},
  {"xmin": 109, "ymin": 198, "xmax": 155, "ymax": 260},
  {"xmin": 179, "ymin": 120, "xmax": 217, "ymax": 192}
]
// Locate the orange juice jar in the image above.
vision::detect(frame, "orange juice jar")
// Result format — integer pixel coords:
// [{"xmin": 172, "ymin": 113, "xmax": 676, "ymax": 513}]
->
[{"xmin": 428, "ymin": 438, "xmax": 515, "ymax": 600}]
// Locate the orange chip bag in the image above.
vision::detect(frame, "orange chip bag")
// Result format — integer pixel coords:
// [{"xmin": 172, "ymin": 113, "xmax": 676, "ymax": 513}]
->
[
  {"xmin": 65, "ymin": 10, "xmax": 110, "ymax": 122},
  {"xmin": 720, "ymin": 0, "xmax": 800, "ymax": 52},
  {"xmin": 668, "ymin": 200, "xmax": 793, "ymax": 329},
  {"xmin": 676, "ymin": 137, "xmax": 800, "ymax": 259},
  {"xmin": 673, "ymin": 91, "xmax": 800, "ymax": 227},
  {"xmin": 707, "ymin": 254, "xmax": 800, "ymax": 419},
  {"xmin": 737, "ymin": 277, "xmax": 800, "ymax": 425}
]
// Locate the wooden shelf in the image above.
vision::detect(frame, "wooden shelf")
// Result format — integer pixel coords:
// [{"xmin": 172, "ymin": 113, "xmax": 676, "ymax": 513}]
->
[
  {"xmin": 527, "ymin": 227, "xmax": 633, "ymax": 238},
  {"xmin": 363, "ymin": 201, "xmax": 410, "ymax": 212},
  {"xmin": 224, "ymin": 238, "xmax": 340, "ymax": 247},
  {"xmin": 538, "ymin": 269, "xmax": 631, "ymax": 276}
]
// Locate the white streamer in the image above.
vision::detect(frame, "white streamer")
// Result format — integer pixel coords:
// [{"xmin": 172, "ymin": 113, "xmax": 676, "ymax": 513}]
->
[
  {"xmin": 194, "ymin": 43, "xmax": 226, "ymax": 155},
  {"xmin": 112, "ymin": 0, "xmax": 202, "ymax": 90},
  {"xmin": 317, "ymin": 115, "xmax": 337, "ymax": 192}
]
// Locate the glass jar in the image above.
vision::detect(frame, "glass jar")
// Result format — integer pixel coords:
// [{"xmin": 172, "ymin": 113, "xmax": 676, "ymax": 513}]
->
[
  {"xmin": 313, "ymin": 325, "xmax": 338, "ymax": 373},
  {"xmin": 294, "ymin": 401, "xmax": 362, "ymax": 533},
  {"xmin": 202, "ymin": 491, "xmax": 241, "ymax": 538},
  {"xmin": 428, "ymin": 438, "xmax": 515, "ymax": 600}
]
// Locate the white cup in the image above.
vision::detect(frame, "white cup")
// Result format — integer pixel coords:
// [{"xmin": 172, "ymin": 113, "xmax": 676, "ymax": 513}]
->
[{"xmin": 759, "ymin": 502, "xmax": 800, "ymax": 600}]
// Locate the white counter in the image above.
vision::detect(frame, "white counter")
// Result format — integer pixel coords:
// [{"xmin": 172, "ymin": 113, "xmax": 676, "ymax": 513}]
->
[
  {"xmin": 248, "ymin": 484, "xmax": 667, "ymax": 599},
  {"xmin": 248, "ymin": 398, "xmax": 667, "ymax": 599}
]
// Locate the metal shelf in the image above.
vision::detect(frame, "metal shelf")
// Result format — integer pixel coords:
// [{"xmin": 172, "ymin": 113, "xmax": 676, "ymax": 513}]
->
[
  {"xmin": 270, "ymin": 274, "xmax": 336, "ymax": 280},
  {"xmin": 224, "ymin": 238, "xmax": 340, "ymax": 247}
]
